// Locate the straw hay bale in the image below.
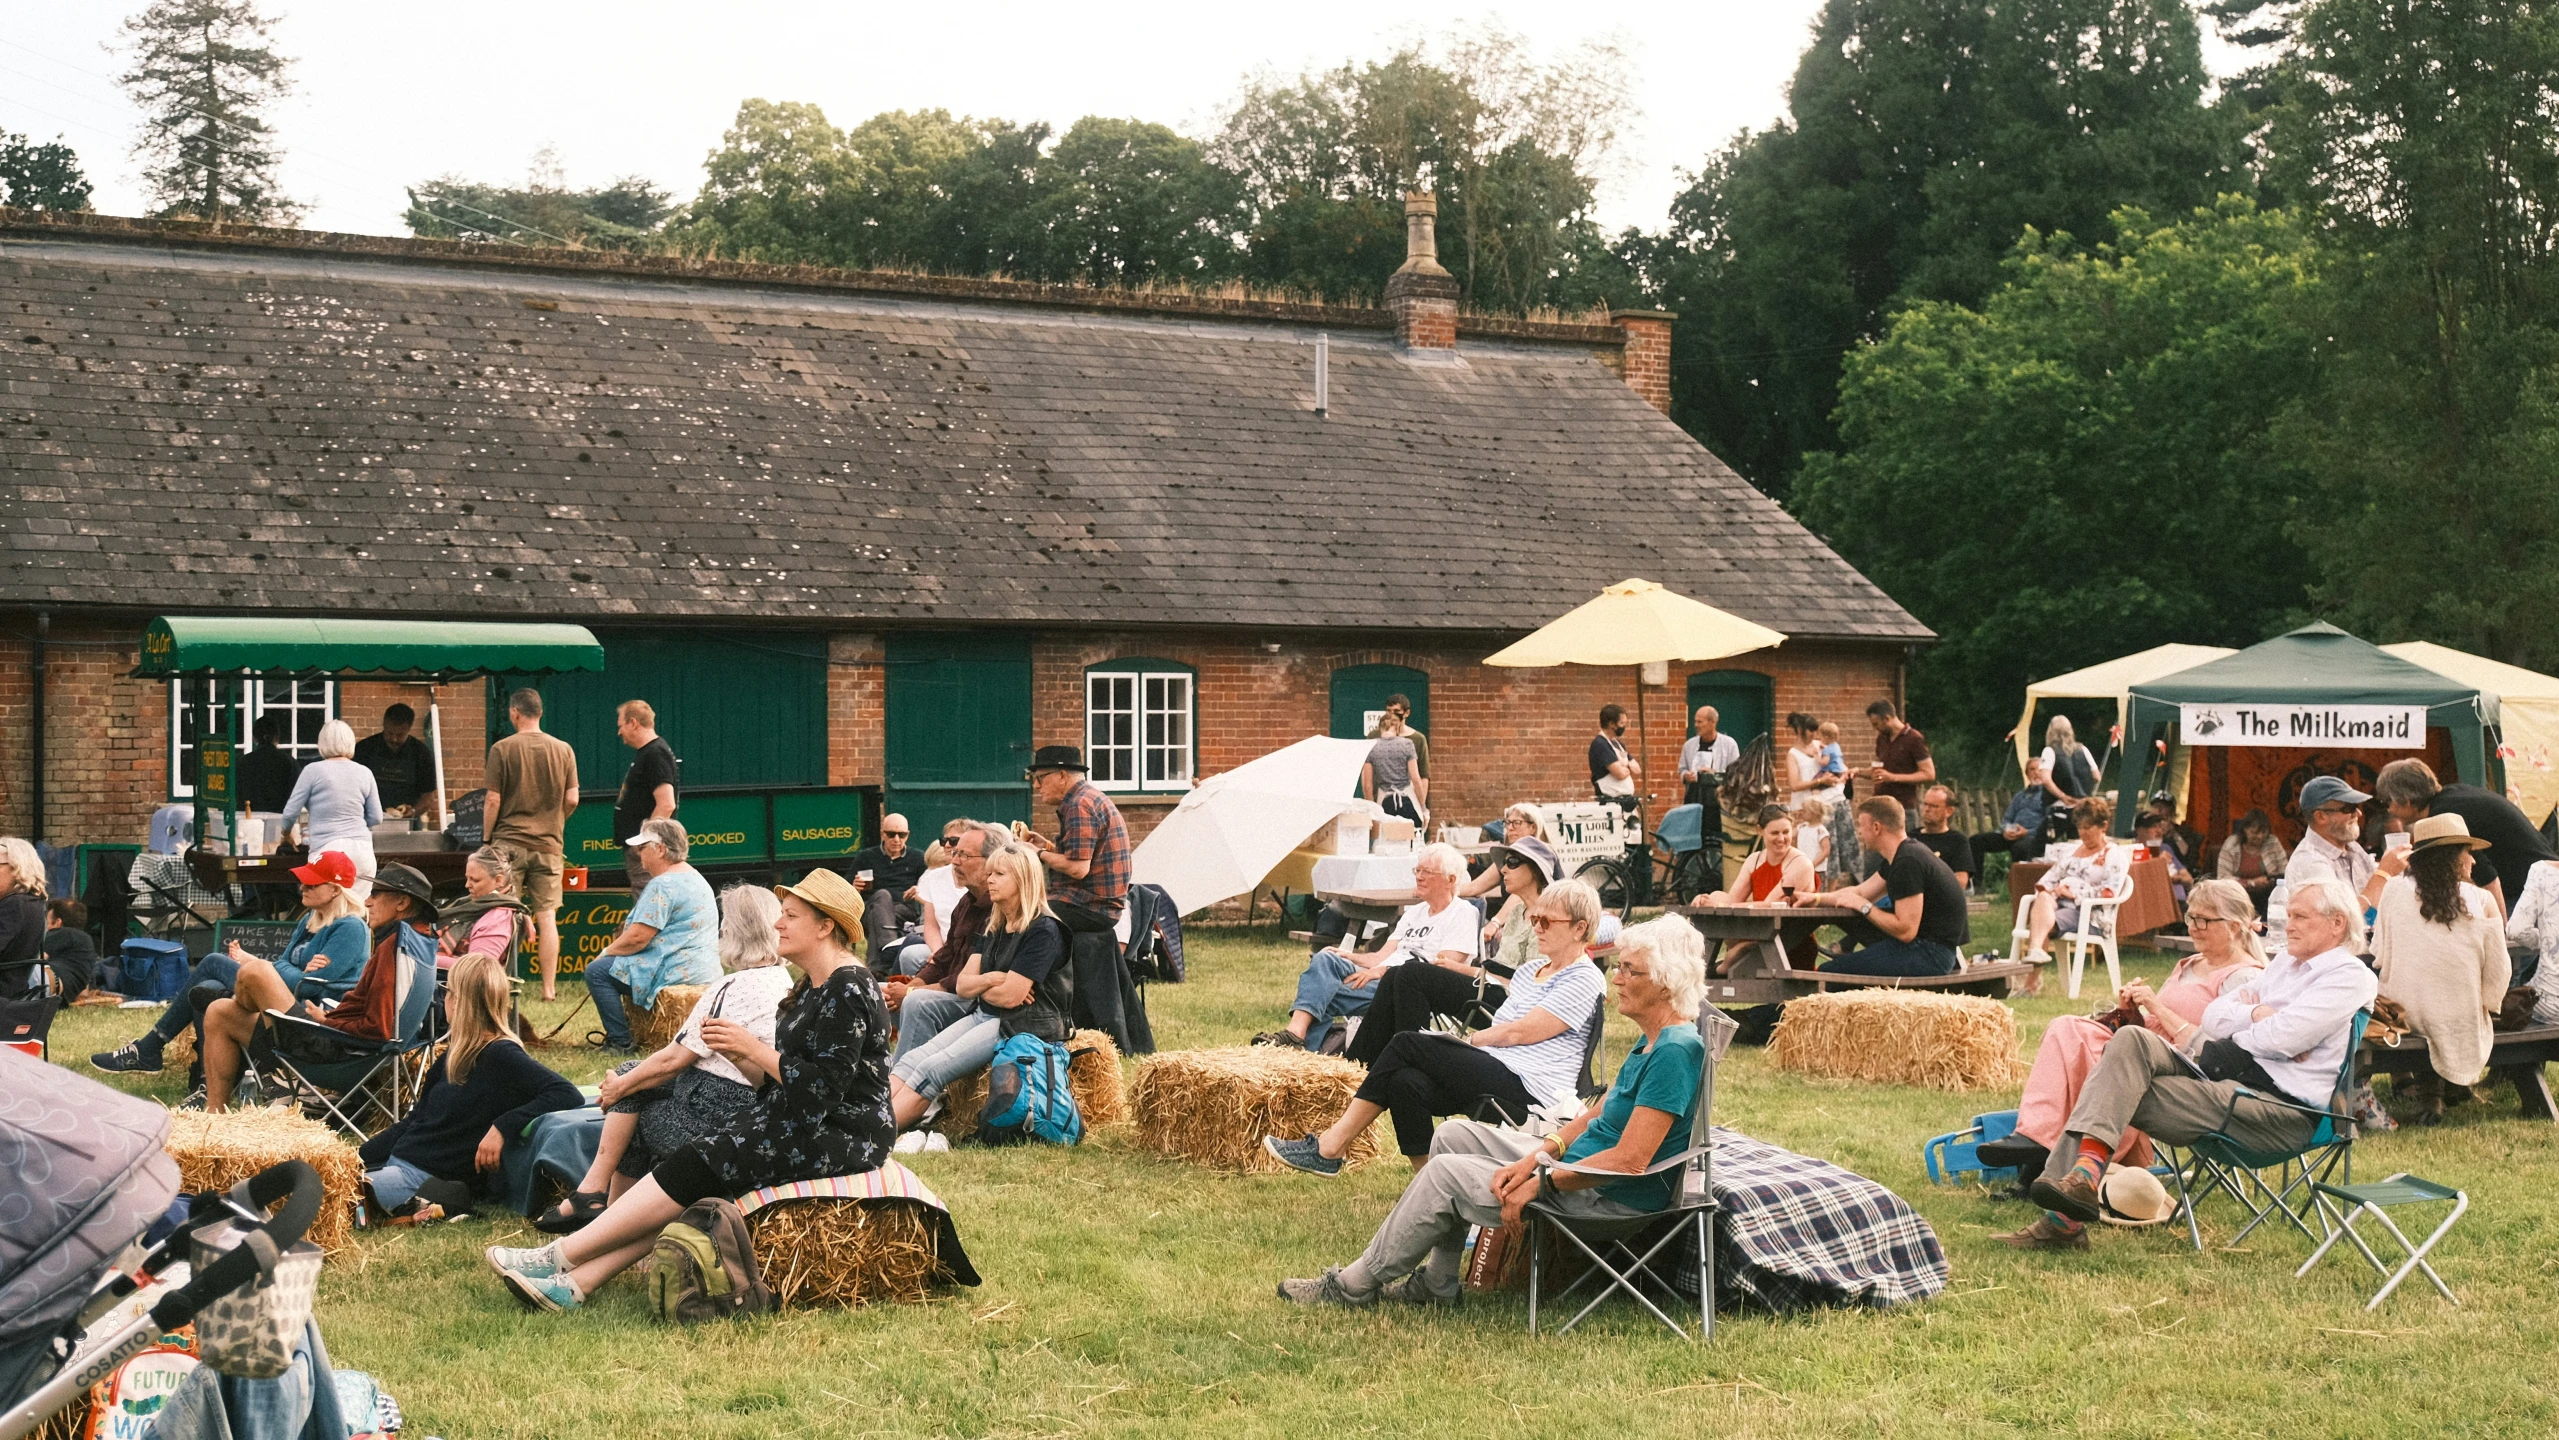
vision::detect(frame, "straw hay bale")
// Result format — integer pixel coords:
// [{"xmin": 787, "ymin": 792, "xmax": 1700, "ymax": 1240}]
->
[
  {"xmin": 1767, "ymin": 990, "xmax": 2026, "ymax": 1092},
  {"xmin": 164, "ymin": 1025, "xmax": 197, "ymax": 1075},
  {"xmin": 632, "ymin": 983, "xmax": 706, "ymax": 1055},
  {"xmin": 933, "ymin": 1029, "xmax": 1130, "ymax": 1141},
  {"xmin": 1130, "ymin": 1047, "xmax": 1384, "ymax": 1173},
  {"xmin": 745, "ymin": 1200, "xmax": 948, "ymax": 1308},
  {"xmin": 163, "ymin": 1107, "xmax": 364, "ymax": 1256}
]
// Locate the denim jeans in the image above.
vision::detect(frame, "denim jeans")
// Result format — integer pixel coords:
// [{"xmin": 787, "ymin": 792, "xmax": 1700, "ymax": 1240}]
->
[
  {"xmin": 364, "ymin": 1155, "xmax": 433, "ymax": 1210},
  {"xmin": 148, "ymin": 952, "xmax": 240, "ymax": 1047},
  {"xmin": 1290, "ymin": 949, "xmax": 1379, "ymax": 1046},
  {"xmin": 586, "ymin": 954, "xmax": 636, "ymax": 1050},
  {"xmin": 1819, "ymin": 937, "xmax": 1962, "ymax": 977},
  {"xmin": 892, "ymin": 1010, "xmax": 1003, "ymax": 1101},
  {"xmin": 893, "ymin": 986, "xmax": 972, "ymax": 1067}
]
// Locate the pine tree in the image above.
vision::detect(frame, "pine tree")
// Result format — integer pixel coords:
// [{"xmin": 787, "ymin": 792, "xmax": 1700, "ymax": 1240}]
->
[
  {"xmin": 0, "ymin": 134, "xmax": 94, "ymax": 211},
  {"xmin": 119, "ymin": 0, "xmax": 295, "ymax": 223}
]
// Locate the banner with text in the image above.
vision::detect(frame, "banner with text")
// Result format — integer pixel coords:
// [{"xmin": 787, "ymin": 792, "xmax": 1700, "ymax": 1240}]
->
[{"xmin": 2180, "ymin": 704, "xmax": 2427, "ymax": 748}]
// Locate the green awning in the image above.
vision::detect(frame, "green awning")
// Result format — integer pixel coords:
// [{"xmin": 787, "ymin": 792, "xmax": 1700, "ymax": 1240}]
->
[{"xmin": 135, "ymin": 616, "xmax": 605, "ymax": 679}]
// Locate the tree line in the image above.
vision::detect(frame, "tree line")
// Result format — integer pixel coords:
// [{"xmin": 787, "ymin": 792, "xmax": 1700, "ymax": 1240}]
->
[{"xmin": 33, "ymin": 0, "xmax": 2559, "ymax": 769}]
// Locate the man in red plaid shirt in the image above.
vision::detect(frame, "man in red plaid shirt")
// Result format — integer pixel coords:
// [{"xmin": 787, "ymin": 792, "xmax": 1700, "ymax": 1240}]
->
[{"xmin": 1023, "ymin": 745, "xmax": 1131, "ymax": 926}]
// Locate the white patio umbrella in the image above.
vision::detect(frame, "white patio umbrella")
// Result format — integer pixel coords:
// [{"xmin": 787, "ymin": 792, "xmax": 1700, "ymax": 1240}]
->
[{"xmin": 1132, "ymin": 736, "xmax": 1377, "ymax": 916}]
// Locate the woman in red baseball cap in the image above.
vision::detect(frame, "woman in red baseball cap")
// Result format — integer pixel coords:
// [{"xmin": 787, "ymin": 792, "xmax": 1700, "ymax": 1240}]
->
[{"xmin": 89, "ymin": 848, "xmax": 372, "ymax": 1086}]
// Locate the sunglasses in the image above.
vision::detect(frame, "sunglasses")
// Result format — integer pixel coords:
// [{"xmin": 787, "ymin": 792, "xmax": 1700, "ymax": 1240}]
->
[
  {"xmin": 1527, "ymin": 914, "xmax": 1573, "ymax": 931},
  {"xmin": 883, "ymin": 831, "xmax": 910, "ymax": 838}
]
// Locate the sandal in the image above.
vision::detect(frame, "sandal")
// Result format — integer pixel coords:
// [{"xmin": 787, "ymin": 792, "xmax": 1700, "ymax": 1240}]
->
[{"xmin": 533, "ymin": 1189, "xmax": 609, "ymax": 1235}]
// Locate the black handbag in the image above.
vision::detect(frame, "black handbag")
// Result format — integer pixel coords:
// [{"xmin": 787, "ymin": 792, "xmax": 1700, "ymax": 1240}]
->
[{"xmin": 0, "ymin": 988, "xmax": 61, "ymax": 1050}]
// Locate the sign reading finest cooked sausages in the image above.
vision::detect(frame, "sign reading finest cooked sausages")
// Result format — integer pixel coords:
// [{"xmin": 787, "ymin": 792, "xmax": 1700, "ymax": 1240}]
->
[{"xmin": 2179, "ymin": 704, "xmax": 2427, "ymax": 747}]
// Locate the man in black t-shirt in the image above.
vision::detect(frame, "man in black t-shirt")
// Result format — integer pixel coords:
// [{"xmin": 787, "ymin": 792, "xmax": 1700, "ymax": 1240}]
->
[
  {"xmin": 614, "ymin": 700, "xmax": 681, "ymax": 896},
  {"xmin": 1589, "ymin": 704, "xmax": 1639, "ymax": 808},
  {"xmin": 1912, "ymin": 785, "xmax": 1975, "ymax": 890},
  {"xmin": 844, "ymin": 814, "xmax": 930, "ymax": 963},
  {"xmin": 2373, "ymin": 756, "xmax": 2556, "ymax": 909},
  {"xmin": 1797, "ymin": 796, "xmax": 1969, "ymax": 977},
  {"xmin": 353, "ymin": 703, "xmax": 435, "ymax": 816},
  {"xmin": 238, "ymin": 713, "xmax": 305, "ymax": 815}
]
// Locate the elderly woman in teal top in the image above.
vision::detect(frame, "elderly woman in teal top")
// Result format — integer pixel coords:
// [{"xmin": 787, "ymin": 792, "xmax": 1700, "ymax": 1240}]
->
[
  {"xmin": 1277, "ymin": 915, "xmax": 1713, "ymax": 1308},
  {"xmin": 585, "ymin": 819, "xmax": 724, "ymax": 1053}
]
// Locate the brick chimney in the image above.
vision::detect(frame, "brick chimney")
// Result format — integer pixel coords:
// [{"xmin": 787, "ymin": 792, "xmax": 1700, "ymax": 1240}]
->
[
  {"xmin": 1384, "ymin": 192, "xmax": 1460, "ymax": 350},
  {"xmin": 1609, "ymin": 309, "xmax": 1675, "ymax": 413}
]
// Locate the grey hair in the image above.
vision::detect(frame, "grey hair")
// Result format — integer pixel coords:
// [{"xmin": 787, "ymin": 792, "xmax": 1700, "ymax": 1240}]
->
[
  {"xmin": 1533, "ymin": 877, "xmax": 1603, "ymax": 938},
  {"xmin": 963, "ymin": 822, "xmax": 1016, "ymax": 859},
  {"xmin": 1503, "ymin": 802, "xmax": 1549, "ymax": 842},
  {"xmin": 2286, "ymin": 876, "xmax": 2368, "ymax": 954},
  {"xmin": 717, "ymin": 883, "xmax": 784, "ymax": 970},
  {"xmin": 1413, "ymin": 842, "xmax": 1468, "ymax": 881},
  {"xmin": 466, "ymin": 844, "xmax": 519, "ymax": 893},
  {"xmin": 316, "ymin": 719, "xmax": 357, "ymax": 760},
  {"xmin": 1617, "ymin": 915, "xmax": 1708, "ymax": 1020},
  {"xmin": 0, "ymin": 837, "xmax": 45, "ymax": 899},
  {"xmin": 2045, "ymin": 715, "xmax": 2076, "ymax": 746},
  {"xmin": 634, "ymin": 816, "xmax": 689, "ymax": 863}
]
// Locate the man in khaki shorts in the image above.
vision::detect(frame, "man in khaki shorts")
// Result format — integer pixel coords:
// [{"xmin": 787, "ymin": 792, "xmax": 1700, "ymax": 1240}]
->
[{"xmin": 485, "ymin": 687, "xmax": 580, "ymax": 999}]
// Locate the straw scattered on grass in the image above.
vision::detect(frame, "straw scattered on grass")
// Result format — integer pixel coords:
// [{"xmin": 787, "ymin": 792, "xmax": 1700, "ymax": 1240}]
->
[
  {"xmin": 745, "ymin": 1200, "xmax": 949, "ymax": 1309},
  {"xmin": 1129, "ymin": 1047, "xmax": 1383, "ymax": 1172},
  {"xmin": 163, "ymin": 1105, "xmax": 365, "ymax": 1256},
  {"xmin": 1768, "ymin": 990, "xmax": 2026, "ymax": 1092}
]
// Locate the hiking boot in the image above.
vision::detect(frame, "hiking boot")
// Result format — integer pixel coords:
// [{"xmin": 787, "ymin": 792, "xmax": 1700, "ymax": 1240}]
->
[
  {"xmin": 1381, "ymin": 1273, "xmax": 1463, "ymax": 1308},
  {"xmin": 1994, "ymin": 1214, "xmax": 2089, "ymax": 1251},
  {"xmin": 1275, "ymin": 1268, "xmax": 1375, "ymax": 1308},
  {"xmin": 2029, "ymin": 1172, "xmax": 2104, "ymax": 1225},
  {"xmin": 90, "ymin": 1040, "xmax": 164, "ymax": 1074},
  {"xmin": 1263, "ymin": 1135, "xmax": 1344, "ymax": 1178}
]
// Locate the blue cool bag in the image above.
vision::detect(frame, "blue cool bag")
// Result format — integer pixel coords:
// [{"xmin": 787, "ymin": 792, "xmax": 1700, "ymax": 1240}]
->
[
  {"xmin": 977, "ymin": 1033, "xmax": 1084, "ymax": 1146},
  {"xmin": 109, "ymin": 938, "xmax": 191, "ymax": 1002}
]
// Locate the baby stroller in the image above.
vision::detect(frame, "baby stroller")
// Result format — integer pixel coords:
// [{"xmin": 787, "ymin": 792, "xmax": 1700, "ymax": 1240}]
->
[{"xmin": 0, "ymin": 1047, "xmax": 325, "ymax": 1440}]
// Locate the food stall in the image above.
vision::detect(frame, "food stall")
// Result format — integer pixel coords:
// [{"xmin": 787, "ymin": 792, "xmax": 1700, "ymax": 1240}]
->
[
  {"xmin": 2112, "ymin": 624, "xmax": 2497, "ymax": 857},
  {"xmin": 133, "ymin": 615, "xmax": 607, "ymax": 893}
]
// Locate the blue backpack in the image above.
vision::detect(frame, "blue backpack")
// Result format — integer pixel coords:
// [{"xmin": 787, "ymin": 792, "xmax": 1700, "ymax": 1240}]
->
[{"xmin": 977, "ymin": 1033, "xmax": 1084, "ymax": 1146}]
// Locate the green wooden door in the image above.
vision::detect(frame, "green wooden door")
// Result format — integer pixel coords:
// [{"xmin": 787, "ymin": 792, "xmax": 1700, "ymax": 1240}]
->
[
  {"xmin": 493, "ymin": 629, "xmax": 827, "ymax": 790},
  {"xmin": 886, "ymin": 632, "xmax": 1033, "ymax": 837},
  {"xmin": 1329, "ymin": 664, "xmax": 1430, "ymax": 739},
  {"xmin": 1687, "ymin": 670, "xmax": 1775, "ymax": 753}
]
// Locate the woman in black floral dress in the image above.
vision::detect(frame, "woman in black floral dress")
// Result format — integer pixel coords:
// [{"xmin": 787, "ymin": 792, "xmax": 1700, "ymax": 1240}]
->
[{"xmin": 486, "ymin": 869, "xmax": 894, "ymax": 1312}]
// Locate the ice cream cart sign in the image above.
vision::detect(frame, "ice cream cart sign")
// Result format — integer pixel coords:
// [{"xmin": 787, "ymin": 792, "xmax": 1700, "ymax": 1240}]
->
[{"xmin": 2180, "ymin": 704, "xmax": 2426, "ymax": 747}]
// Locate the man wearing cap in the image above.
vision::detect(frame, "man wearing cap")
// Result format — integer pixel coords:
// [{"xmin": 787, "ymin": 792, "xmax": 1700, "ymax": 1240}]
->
[
  {"xmin": 2288, "ymin": 776, "xmax": 2379, "ymax": 900},
  {"xmin": 584, "ymin": 818, "xmax": 722, "ymax": 1054},
  {"xmin": 1023, "ymin": 746, "xmax": 1142, "ymax": 1046},
  {"xmin": 842, "ymin": 813, "xmax": 929, "ymax": 977}
]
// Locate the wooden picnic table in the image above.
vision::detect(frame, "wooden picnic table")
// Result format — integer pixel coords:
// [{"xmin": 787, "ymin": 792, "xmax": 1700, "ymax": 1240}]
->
[
  {"xmin": 1672, "ymin": 902, "xmax": 2035, "ymax": 1006},
  {"xmin": 2361, "ymin": 1023, "xmax": 2559, "ymax": 1124}
]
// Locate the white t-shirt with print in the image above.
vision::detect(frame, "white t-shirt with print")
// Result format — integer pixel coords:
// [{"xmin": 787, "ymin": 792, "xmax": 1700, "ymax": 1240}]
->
[
  {"xmin": 674, "ymin": 965, "xmax": 798, "ymax": 1088},
  {"xmin": 1380, "ymin": 899, "xmax": 1479, "ymax": 966}
]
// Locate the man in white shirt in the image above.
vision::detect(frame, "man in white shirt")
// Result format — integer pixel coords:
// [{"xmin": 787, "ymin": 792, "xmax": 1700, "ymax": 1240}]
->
[
  {"xmin": 2003, "ymin": 877, "xmax": 2375, "ymax": 1250},
  {"xmin": 1262, "ymin": 844, "xmax": 1477, "ymax": 1052},
  {"xmin": 2287, "ymin": 775, "xmax": 2379, "ymax": 898}
]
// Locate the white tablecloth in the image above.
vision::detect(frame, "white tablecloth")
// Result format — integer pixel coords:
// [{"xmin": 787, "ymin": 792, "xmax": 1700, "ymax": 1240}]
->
[{"xmin": 1311, "ymin": 854, "xmax": 1417, "ymax": 894}]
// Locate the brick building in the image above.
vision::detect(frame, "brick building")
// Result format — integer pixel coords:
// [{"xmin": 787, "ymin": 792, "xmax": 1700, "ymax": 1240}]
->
[{"xmin": 1, "ymin": 202, "xmax": 1928, "ymax": 859}]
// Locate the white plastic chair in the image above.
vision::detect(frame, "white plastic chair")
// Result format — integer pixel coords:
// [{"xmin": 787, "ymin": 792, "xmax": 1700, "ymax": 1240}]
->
[{"xmin": 2009, "ymin": 845, "xmax": 2135, "ymax": 999}]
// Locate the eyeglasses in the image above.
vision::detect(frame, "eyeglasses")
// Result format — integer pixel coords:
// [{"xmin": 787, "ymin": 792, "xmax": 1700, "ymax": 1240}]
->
[{"xmin": 1527, "ymin": 914, "xmax": 1572, "ymax": 931}]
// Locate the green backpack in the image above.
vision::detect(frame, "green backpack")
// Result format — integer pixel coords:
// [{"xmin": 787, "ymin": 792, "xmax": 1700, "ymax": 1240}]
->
[{"xmin": 648, "ymin": 1197, "xmax": 774, "ymax": 1323}]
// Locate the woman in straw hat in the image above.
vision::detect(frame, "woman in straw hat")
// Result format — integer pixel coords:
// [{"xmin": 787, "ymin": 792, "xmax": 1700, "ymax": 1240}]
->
[
  {"xmin": 486, "ymin": 869, "xmax": 896, "ymax": 1311},
  {"xmin": 1985, "ymin": 878, "xmax": 2266, "ymax": 1246},
  {"xmin": 2374, "ymin": 813, "xmax": 2510, "ymax": 1124}
]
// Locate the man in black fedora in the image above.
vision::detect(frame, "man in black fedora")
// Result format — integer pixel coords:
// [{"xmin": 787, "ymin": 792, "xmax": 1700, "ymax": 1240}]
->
[{"xmin": 1022, "ymin": 744, "xmax": 1146, "ymax": 1050}]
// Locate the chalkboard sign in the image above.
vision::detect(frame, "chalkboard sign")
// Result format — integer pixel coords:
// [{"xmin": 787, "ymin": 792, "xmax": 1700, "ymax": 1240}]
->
[{"xmin": 212, "ymin": 919, "xmax": 299, "ymax": 962}]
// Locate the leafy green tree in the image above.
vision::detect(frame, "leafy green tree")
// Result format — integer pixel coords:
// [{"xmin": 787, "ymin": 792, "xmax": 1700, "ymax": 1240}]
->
[
  {"xmin": 118, "ymin": 0, "xmax": 295, "ymax": 222},
  {"xmin": 2259, "ymin": 0, "xmax": 2559, "ymax": 665},
  {"xmin": 404, "ymin": 152, "xmax": 672, "ymax": 249},
  {"xmin": 1795, "ymin": 198, "xmax": 2324, "ymax": 748},
  {"xmin": 1041, "ymin": 118, "xmax": 1241, "ymax": 286},
  {"xmin": 0, "ymin": 133, "xmax": 93, "ymax": 211},
  {"xmin": 1648, "ymin": 0, "xmax": 2243, "ymax": 497}
]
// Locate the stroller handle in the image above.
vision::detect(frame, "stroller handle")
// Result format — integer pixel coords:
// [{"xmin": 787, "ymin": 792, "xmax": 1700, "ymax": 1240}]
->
[{"xmin": 147, "ymin": 1160, "xmax": 326, "ymax": 1332}]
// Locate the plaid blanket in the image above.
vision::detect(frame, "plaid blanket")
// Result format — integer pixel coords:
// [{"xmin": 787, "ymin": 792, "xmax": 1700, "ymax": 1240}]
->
[{"xmin": 1699, "ymin": 1127, "xmax": 1949, "ymax": 1311}]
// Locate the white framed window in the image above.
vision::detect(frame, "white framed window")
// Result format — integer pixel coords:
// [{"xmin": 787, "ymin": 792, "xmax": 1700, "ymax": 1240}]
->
[
  {"xmin": 1085, "ymin": 662, "xmax": 1195, "ymax": 793},
  {"xmin": 170, "ymin": 674, "xmax": 335, "ymax": 800}
]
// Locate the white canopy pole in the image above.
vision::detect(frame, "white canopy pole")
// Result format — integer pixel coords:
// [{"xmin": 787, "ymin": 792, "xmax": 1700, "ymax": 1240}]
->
[{"xmin": 427, "ymin": 690, "xmax": 449, "ymax": 831}]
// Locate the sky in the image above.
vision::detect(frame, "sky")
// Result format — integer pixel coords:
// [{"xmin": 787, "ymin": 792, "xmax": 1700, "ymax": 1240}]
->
[{"xmin": 3, "ymin": 0, "xmax": 1848, "ymax": 238}]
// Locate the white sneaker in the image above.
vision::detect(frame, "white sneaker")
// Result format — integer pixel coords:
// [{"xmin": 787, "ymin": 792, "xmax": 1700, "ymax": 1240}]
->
[
  {"xmin": 893, "ymin": 1130, "xmax": 929, "ymax": 1154},
  {"xmin": 921, "ymin": 1132, "xmax": 951, "ymax": 1153}
]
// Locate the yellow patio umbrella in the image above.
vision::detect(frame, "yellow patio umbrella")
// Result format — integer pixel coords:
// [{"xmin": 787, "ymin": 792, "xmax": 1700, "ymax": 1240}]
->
[{"xmin": 1486, "ymin": 579, "xmax": 1788, "ymax": 811}]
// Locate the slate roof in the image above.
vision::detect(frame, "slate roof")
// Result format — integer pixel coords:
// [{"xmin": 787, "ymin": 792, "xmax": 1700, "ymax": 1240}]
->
[{"xmin": 0, "ymin": 214, "xmax": 1929, "ymax": 642}]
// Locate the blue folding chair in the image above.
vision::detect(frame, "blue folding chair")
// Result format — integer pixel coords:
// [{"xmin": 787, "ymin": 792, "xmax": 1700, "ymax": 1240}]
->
[
  {"xmin": 1650, "ymin": 804, "xmax": 1710, "ymax": 901},
  {"xmin": 2162, "ymin": 1012, "xmax": 2370, "ymax": 1252},
  {"xmin": 249, "ymin": 927, "xmax": 445, "ymax": 1138}
]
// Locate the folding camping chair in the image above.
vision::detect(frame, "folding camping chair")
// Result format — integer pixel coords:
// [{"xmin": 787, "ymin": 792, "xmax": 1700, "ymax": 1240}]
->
[
  {"xmin": 2297, "ymin": 1172, "xmax": 2468, "ymax": 1310},
  {"xmin": 247, "ymin": 933, "xmax": 444, "ymax": 1138},
  {"xmin": 2162, "ymin": 1011, "xmax": 2369, "ymax": 1252},
  {"xmin": 1524, "ymin": 1009, "xmax": 1736, "ymax": 1341}
]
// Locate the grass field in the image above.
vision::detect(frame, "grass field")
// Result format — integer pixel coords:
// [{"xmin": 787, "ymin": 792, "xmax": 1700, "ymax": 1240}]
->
[{"xmin": 47, "ymin": 927, "xmax": 2559, "ymax": 1438}]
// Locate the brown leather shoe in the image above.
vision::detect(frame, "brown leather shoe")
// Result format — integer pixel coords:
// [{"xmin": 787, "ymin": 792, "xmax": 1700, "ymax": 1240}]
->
[
  {"xmin": 1995, "ymin": 1214, "xmax": 2089, "ymax": 1251},
  {"xmin": 2030, "ymin": 1171, "xmax": 2105, "ymax": 1224}
]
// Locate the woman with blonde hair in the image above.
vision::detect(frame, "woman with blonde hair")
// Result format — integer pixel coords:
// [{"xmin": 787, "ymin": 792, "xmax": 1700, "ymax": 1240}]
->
[
  {"xmin": 0, "ymin": 836, "xmax": 48, "ymax": 984},
  {"xmin": 438, "ymin": 844, "xmax": 530, "ymax": 969},
  {"xmin": 279, "ymin": 718, "xmax": 383, "ymax": 899},
  {"xmin": 536, "ymin": 882, "xmax": 797, "ymax": 1233},
  {"xmin": 1987, "ymin": 878, "xmax": 2266, "ymax": 1244},
  {"xmin": 357, "ymin": 950, "xmax": 582, "ymax": 1218},
  {"xmin": 886, "ymin": 844, "xmax": 1072, "ymax": 1131}
]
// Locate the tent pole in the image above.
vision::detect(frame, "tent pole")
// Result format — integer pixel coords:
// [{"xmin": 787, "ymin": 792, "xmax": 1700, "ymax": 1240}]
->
[{"xmin": 428, "ymin": 688, "xmax": 449, "ymax": 831}]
